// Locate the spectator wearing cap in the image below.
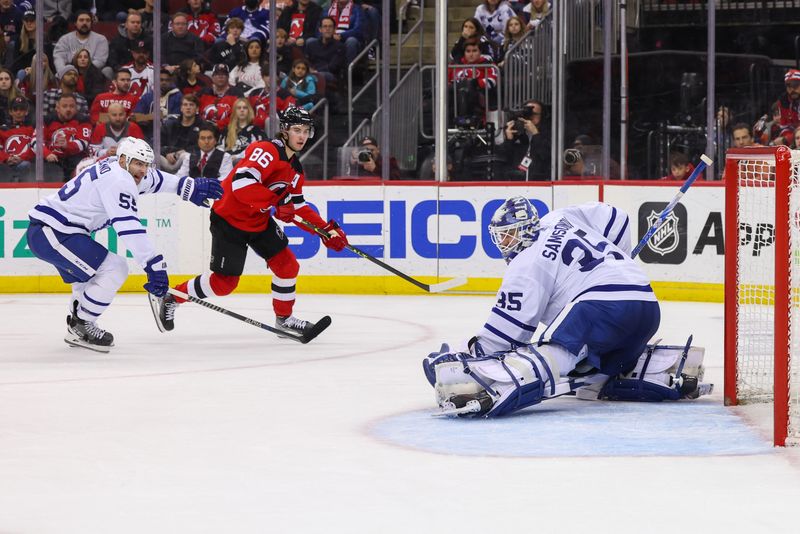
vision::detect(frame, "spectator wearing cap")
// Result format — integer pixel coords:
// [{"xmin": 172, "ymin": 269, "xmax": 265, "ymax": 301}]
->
[
  {"xmin": 0, "ymin": 67, "xmax": 22, "ymax": 125},
  {"xmin": 43, "ymin": 93, "xmax": 92, "ymax": 181},
  {"xmin": 71, "ymin": 48, "xmax": 108, "ymax": 107},
  {"xmin": 198, "ymin": 63, "xmax": 244, "ymax": 128},
  {"xmin": 348, "ymin": 135, "xmax": 400, "ymax": 180},
  {"xmin": 90, "ymin": 68, "xmax": 141, "ymax": 123},
  {"xmin": 178, "ymin": 0, "xmax": 221, "ymax": 48},
  {"xmin": 53, "ymin": 10, "xmax": 111, "ymax": 78},
  {"xmin": 0, "ymin": 95, "xmax": 34, "ymax": 182},
  {"xmin": 119, "ymin": 41, "xmax": 155, "ymax": 99},
  {"xmin": 89, "ymin": 101, "xmax": 146, "ymax": 158},
  {"xmin": 772, "ymin": 69, "xmax": 800, "ymax": 146},
  {"xmin": 0, "ymin": 0, "xmax": 22, "ymax": 47},
  {"xmin": 42, "ymin": 64, "xmax": 90, "ymax": 117},
  {"xmin": 7, "ymin": 9, "xmax": 34, "ymax": 74},
  {"xmin": 210, "ymin": 17, "xmax": 247, "ymax": 71},
  {"xmin": 161, "ymin": 12, "xmax": 205, "ymax": 72},
  {"xmin": 108, "ymin": 11, "xmax": 152, "ymax": 71},
  {"xmin": 130, "ymin": 68, "xmax": 183, "ymax": 137}
]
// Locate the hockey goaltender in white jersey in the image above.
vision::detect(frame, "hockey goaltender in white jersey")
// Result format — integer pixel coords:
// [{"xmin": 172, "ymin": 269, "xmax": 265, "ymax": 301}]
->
[
  {"xmin": 26, "ymin": 138, "xmax": 223, "ymax": 353},
  {"xmin": 423, "ymin": 197, "xmax": 713, "ymax": 417}
]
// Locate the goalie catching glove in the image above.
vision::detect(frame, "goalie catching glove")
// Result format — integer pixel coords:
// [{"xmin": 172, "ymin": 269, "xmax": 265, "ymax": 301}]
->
[
  {"xmin": 177, "ymin": 176, "xmax": 224, "ymax": 207},
  {"xmin": 321, "ymin": 220, "xmax": 348, "ymax": 251}
]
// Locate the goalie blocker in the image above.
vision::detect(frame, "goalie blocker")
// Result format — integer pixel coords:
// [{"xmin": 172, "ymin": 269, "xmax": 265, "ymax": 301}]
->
[{"xmin": 423, "ymin": 337, "xmax": 713, "ymax": 417}]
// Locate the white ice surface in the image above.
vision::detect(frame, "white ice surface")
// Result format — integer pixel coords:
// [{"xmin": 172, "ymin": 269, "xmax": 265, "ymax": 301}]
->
[{"xmin": 1, "ymin": 294, "xmax": 799, "ymax": 533}]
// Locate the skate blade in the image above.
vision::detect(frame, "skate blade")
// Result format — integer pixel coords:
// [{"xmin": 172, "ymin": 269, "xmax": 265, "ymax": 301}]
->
[
  {"xmin": 148, "ymin": 293, "xmax": 169, "ymax": 333},
  {"xmin": 64, "ymin": 334, "xmax": 113, "ymax": 353},
  {"xmin": 433, "ymin": 399, "xmax": 483, "ymax": 417}
]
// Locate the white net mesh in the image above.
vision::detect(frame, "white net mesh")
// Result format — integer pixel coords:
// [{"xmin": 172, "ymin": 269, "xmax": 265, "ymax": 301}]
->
[{"xmin": 734, "ymin": 150, "xmax": 800, "ymax": 445}]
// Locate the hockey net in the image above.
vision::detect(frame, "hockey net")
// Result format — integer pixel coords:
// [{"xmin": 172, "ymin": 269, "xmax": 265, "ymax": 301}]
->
[{"xmin": 724, "ymin": 146, "xmax": 800, "ymax": 446}]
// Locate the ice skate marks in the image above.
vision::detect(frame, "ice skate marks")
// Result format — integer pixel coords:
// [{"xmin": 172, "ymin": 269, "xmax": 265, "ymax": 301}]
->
[{"xmin": 370, "ymin": 401, "xmax": 774, "ymax": 457}]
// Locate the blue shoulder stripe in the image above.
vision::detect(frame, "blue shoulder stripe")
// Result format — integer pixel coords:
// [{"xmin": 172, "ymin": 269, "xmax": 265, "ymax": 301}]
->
[
  {"xmin": 612, "ymin": 216, "xmax": 629, "ymax": 246},
  {"xmin": 602, "ymin": 206, "xmax": 617, "ymax": 238}
]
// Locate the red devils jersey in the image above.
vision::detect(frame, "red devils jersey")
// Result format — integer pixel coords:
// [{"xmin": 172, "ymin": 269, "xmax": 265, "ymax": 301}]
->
[
  {"xmin": 289, "ymin": 13, "xmax": 306, "ymax": 39},
  {"xmin": 0, "ymin": 123, "xmax": 35, "ymax": 163},
  {"xmin": 249, "ymin": 90, "xmax": 295, "ymax": 130},
  {"xmin": 198, "ymin": 92, "xmax": 240, "ymax": 127},
  {"xmin": 44, "ymin": 117, "xmax": 92, "ymax": 158},
  {"xmin": 213, "ymin": 138, "xmax": 326, "ymax": 233}
]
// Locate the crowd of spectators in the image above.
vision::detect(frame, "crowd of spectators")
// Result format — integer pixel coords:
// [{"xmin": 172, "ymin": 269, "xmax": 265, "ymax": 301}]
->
[{"xmin": 0, "ymin": 0, "xmax": 384, "ymax": 182}]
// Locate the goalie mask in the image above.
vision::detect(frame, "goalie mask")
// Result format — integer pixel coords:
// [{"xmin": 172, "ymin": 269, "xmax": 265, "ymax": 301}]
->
[{"xmin": 489, "ymin": 196, "xmax": 541, "ymax": 262}]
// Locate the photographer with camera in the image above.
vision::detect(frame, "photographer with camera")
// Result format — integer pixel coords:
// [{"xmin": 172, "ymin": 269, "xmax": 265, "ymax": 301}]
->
[
  {"xmin": 348, "ymin": 135, "xmax": 400, "ymax": 180},
  {"xmin": 496, "ymin": 99, "xmax": 550, "ymax": 181}
]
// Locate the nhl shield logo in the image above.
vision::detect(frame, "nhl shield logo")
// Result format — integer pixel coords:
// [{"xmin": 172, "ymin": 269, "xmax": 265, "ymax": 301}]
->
[
  {"xmin": 646, "ymin": 210, "xmax": 680, "ymax": 256},
  {"xmin": 637, "ymin": 202, "xmax": 687, "ymax": 264}
]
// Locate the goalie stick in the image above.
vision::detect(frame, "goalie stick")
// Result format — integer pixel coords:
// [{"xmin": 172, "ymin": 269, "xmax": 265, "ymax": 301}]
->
[
  {"xmin": 292, "ymin": 215, "xmax": 468, "ymax": 293},
  {"xmin": 165, "ymin": 287, "xmax": 331, "ymax": 344},
  {"xmin": 631, "ymin": 154, "xmax": 713, "ymax": 259}
]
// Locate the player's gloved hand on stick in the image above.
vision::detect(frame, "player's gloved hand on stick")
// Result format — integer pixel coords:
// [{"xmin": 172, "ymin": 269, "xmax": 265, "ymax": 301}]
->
[
  {"xmin": 273, "ymin": 194, "xmax": 295, "ymax": 223},
  {"xmin": 177, "ymin": 176, "xmax": 224, "ymax": 207},
  {"xmin": 143, "ymin": 255, "xmax": 170, "ymax": 297},
  {"xmin": 321, "ymin": 219, "xmax": 348, "ymax": 251}
]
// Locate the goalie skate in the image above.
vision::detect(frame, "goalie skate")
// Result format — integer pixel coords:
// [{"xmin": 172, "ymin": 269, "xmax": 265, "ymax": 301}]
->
[
  {"xmin": 434, "ymin": 392, "xmax": 494, "ymax": 418},
  {"xmin": 149, "ymin": 293, "xmax": 177, "ymax": 332},
  {"xmin": 275, "ymin": 314, "xmax": 332, "ymax": 343},
  {"xmin": 64, "ymin": 302, "xmax": 114, "ymax": 353}
]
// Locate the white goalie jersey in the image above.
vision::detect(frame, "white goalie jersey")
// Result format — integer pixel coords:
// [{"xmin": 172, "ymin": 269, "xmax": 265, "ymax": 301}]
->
[
  {"xmin": 478, "ymin": 202, "xmax": 654, "ymax": 355},
  {"xmin": 29, "ymin": 158, "xmax": 182, "ymax": 268}
]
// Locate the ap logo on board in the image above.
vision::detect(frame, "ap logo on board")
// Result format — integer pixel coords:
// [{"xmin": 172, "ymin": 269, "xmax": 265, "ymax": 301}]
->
[{"xmin": 637, "ymin": 202, "xmax": 687, "ymax": 264}]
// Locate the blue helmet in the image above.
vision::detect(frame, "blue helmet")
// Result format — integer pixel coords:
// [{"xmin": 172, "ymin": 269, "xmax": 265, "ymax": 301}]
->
[{"xmin": 488, "ymin": 196, "xmax": 540, "ymax": 262}]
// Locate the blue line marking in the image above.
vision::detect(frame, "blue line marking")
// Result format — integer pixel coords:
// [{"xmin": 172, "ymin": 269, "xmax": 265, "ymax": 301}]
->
[{"xmin": 370, "ymin": 400, "xmax": 773, "ymax": 457}]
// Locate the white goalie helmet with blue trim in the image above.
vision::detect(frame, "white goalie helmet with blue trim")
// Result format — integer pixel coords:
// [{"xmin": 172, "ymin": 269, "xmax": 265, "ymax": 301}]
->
[{"xmin": 488, "ymin": 196, "xmax": 541, "ymax": 262}]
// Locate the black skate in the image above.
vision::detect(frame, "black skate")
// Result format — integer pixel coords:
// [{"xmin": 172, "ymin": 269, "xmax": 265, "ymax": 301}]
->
[
  {"xmin": 437, "ymin": 391, "xmax": 494, "ymax": 417},
  {"xmin": 64, "ymin": 301, "xmax": 114, "ymax": 353},
  {"xmin": 148, "ymin": 293, "xmax": 177, "ymax": 332},
  {"xmin": 275, "ymin": 314, "xmax": 332, "ymax": 343}
]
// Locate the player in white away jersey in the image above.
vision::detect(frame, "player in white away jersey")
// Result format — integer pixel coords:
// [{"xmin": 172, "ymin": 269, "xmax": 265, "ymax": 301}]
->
[
  {"xmin": 26, "ymin": 138, "xmax": 223, "ymax": 352},
  {"xmin": 423, "ymin": 196, "xmax": 713, "ymax": 417}
]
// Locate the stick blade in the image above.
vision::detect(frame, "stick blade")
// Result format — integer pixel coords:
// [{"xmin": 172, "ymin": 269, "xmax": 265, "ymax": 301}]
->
[
  {"xmin": 426, "ymin": 277, "xmax": 468, "ymax": 293},
  {"xmin": 300, "ymin": 315, "xmax": 332, "ymax": 344}
]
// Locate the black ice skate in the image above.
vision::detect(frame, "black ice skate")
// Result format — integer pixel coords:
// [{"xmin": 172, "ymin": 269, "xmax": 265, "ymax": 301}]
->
[
  {"xmin": 149, "ymin": 293, "xmax": 177, "ymax": 332},
  {"xmin": 64, "ymin": 301, "xmax": 114, "ymax": 353},
  {"xmin": 275, "ymin": 314, "xmax": 332, "ymax": 342}
]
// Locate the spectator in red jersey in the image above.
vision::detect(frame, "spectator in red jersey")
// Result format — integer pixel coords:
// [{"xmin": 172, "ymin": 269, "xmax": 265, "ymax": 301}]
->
[
  {"xmin": 89, "ymin": 102, "xmax": 146, "ymax": 158},
  {"xmin": 177, "ymin": 58, "xmax": 212, "ymax": 96},
  {"xmin": 277, "ymin": 0, "xmax": 322, "ymax": 54},
  {"xmin": 450, "ymin": 17, "xmax": 498, "ymax": 64},
  {"xmin": 71, "ymin": 48, "xmax": 109, "ymax": 107},
  {"xmin": 448, "ymin": 40, "xmax": 498, "ymax": 126},
  {"xmin": 210, "ymin": 17, "xmax": 247, "ymax": 72},
  {"xmin": 772, "ymin": 69, "xmax": 800, "ymax": 146},
  {"xmin": 249, "ymin": 62, "xmax": 295, "ymax": 130},
  {"xmin": 0, "ymin": 96, "xmax": 34, "ymax": 182},
  {"xmin": 198, "ymin": 63, "xmax": 244, "ymax": 128},
  {"xmin": 43, "ymin": 65, "xmax": 90, "ymax": 117},
  {"xmin": 90, "ymin": 68, "xmax": 141, "ymax": 123},
  {"xmin": 130, "ymin": 68, "xmax": 183, "ymax": 137},
  {"xmin": 753, "ymin": 101, "xmax": 782, "ymax": 146},
  {"xmin": 120, "ymin": 41, "xmax": 155, "ymax": 99},
  {"xmin": 43, "ymin": 93, "xmax": 93, "ymax": 181},
  {"xmin": 178, "ymin": 0, "xmax": 221, "ymax": 48}
]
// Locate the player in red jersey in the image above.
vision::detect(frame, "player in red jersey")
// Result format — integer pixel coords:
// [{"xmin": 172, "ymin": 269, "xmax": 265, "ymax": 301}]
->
[{"xmin": 150, "ymin": 106, "xmax": 347, "ymax": 339}]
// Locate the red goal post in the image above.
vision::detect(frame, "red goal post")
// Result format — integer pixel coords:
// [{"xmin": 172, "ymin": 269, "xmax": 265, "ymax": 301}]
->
[{"xmin": 724, "ymin": 145, "xmax": 799, "ymax": 447}]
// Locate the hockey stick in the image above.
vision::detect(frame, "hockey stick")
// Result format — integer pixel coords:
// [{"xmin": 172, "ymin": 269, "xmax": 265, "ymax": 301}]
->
[
  {"xmin": 293, "ymin": 215, "xmax": 468, "ymax": 293},
  {"xmin": 631, "ymin": 154, "xmax": 713, "ymax": 259},
  {"xmin": 166, "ymin": 287, "xmax": 331, "ymax": 344}
]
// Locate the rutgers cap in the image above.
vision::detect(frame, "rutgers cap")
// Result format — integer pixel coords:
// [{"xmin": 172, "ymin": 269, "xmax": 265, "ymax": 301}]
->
[{"xmin": 785, "ymin": 69, "xmax": 800, "ymax": 83}]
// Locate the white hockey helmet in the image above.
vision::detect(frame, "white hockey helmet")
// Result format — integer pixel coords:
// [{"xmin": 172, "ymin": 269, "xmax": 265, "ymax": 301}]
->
[
  {"xmin": 117, "ymin": 137, "xmax": 155, "ymax": 171},
  {"xmin": 488, "ymin": 196, "xmax": 541, "ymax": 262}
]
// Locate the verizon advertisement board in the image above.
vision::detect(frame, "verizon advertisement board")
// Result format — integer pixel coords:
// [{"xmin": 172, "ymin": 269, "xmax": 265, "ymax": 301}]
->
[{"xmin": 0, "ymin": 182, "xmax": 728, "ymax": 299}]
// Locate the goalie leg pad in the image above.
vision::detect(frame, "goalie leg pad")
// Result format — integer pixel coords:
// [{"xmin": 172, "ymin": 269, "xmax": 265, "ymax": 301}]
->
[{"xmin": 599, "ymin": 377, "xmax": 681, "ymax": 402}]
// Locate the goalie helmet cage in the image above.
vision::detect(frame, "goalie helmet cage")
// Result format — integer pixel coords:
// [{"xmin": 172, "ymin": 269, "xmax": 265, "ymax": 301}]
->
[{"xmin": 724, "ymin": 145, "xmax": 800, "ymax": 447}]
